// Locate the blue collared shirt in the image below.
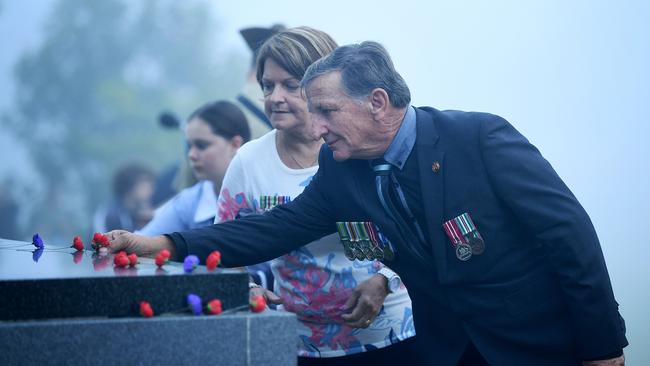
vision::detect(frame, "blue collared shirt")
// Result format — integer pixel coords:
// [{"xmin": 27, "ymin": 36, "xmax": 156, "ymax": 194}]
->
[
  {"xmin": 378, "ymin": 105, "xmax": 430, "ymax": 245},
  {"xmin": 383, "ymin": 106, "xmax": 416, "ymax": 170}
]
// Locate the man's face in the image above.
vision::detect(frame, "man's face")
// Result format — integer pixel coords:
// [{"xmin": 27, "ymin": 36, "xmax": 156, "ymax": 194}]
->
[{"xmin": 306, "ymin": 72, "xmax": 379, "ymax": 161}]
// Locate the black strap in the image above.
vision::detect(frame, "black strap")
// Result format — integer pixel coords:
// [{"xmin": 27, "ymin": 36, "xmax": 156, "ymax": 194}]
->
[{"xmin": 237, "ymin": 94, "xmax": 273, "ymax": 129}]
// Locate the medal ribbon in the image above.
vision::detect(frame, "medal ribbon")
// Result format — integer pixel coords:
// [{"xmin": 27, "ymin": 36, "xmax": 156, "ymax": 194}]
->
[
  {"xmin": 455, "ymin": 213, "xmax": 482, "ymax": 242},
  {"xmin": 259, "ymin": 195, "xmax": 291, "ymax": 210},
  {"xmin": 374, "ymin": 223, "xmax": 397, "ymax": 253},
  {"xmin": 365, "ymin": 221, "xmax": 380, "ymax": 250},
  {"xmin": 346, "ymin": 222, "xmax": 359, "ymax": 243},
  {"xmin": 336, "ymin": 222, "xmax": 350, "ymax": 241},
  {"xmin": 443, "ymin": 220, "xmax": 464, "ymax": 245},
  {"xmin": 356, "ymin": 222, "xmax": 370, "ymax": 242}
]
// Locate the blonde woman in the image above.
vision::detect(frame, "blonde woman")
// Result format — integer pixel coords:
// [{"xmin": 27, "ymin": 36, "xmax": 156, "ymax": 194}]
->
[{"xmin": 216, "ymin": 27, "xmax": 417, "ymax": 366}]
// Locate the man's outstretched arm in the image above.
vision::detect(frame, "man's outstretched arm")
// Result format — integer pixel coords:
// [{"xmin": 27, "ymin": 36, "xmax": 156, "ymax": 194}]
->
[{"xmin": 109, "ymin": 162, "xmax": 337, "ymax": 266}]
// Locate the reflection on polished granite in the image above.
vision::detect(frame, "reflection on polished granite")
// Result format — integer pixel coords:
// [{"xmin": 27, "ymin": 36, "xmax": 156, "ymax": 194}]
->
[
  {"xmin": 0, "ymin": 237, "xmax": 232, "ymax": 279},
  {"xmin": 0, "ymin": 238, "xmax": 248, "ymax": 320},
  {"xmin": 0, "ymin": 238, "xmax": 297, "ymax": 366}
]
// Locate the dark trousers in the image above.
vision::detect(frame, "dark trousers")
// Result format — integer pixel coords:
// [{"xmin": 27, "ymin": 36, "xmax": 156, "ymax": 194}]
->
[
  {"xmin": 298, "ymin": 338, "xmax": 489, "ymax": 366},
  {"xmin": 298, "ymin": 337, "xmax": 419, "ymax": 366}
]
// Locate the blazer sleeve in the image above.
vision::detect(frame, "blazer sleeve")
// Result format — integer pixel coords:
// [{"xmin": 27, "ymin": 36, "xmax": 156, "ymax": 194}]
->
[
  {"xmin": 168, "ymin": 150, "xmax": 337, "ymax": 267},
  {"xmin": 479, "ymin": 115, "xmax": 627, "ymax": 359}
]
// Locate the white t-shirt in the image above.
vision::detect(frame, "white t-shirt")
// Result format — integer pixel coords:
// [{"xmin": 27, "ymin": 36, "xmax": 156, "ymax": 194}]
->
[{"xmin": 217, "ymin": 130, "xmax": 415, "ymax": 358}]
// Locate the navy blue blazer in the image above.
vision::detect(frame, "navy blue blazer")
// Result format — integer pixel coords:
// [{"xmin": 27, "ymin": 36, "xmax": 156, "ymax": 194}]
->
[{"xmin": 172, "ymin": 107, "xmax": 627, "ymax": 365}]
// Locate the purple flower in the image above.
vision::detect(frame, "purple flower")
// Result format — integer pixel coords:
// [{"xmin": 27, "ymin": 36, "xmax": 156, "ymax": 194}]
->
[
  {"xmin": 187, "ymin": 293, "xmax": 202, "ymax": 315},
  {"xmin": 32, "ymin": 233, "xmax": 44, "ymax": 249},
  {"xmin": 183, "ymin": 255, "xmax": 199, "ymax": 273}
]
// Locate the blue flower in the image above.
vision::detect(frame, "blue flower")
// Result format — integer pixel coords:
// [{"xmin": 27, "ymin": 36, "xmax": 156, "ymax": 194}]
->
[
  {"xmin": 187, "ymin": 293, "xmax": 202, "ymax": 315},
  {"xmin": 183, "ymin": 255, "xmax": 199, "ymax": 273},
  {"xmin": 32, "ymin": 233, "xmax": 44, "ymax": 249}
]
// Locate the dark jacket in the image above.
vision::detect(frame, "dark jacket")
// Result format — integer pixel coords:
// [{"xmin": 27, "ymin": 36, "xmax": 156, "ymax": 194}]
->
[{"xmin": 171, "ymin": 106, "xmax": 627, "ymax": 365}]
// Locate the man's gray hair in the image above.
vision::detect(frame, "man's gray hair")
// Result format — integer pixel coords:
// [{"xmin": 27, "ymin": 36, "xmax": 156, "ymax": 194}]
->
[{"xmin": 301, "ymin": 41, "xmax": 411, "ymax": 108}]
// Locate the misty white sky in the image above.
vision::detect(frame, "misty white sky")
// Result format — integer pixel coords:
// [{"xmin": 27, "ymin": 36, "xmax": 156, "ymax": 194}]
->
[{"xmin": 1, "ymin": 0, "xmax": 649, "ymax": 362}]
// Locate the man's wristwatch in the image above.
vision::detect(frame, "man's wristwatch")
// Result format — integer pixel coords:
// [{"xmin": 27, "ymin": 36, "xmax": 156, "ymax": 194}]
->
[{"xmin": 377, "ymin": 267, "xmax": 401, "ymax": 293}]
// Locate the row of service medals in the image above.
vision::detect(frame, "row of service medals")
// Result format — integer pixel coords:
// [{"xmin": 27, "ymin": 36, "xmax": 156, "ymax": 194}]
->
[
  {"xmin": 259, "ymin": 195, "xmax": 291, "ymax": 211},
  {"xmin": 336, "ymin": 221, "xmax": 396, "ymax": 261},
  {"xmin": 442, "ymin": 212, "xmax": 485, "ymax": 261}
]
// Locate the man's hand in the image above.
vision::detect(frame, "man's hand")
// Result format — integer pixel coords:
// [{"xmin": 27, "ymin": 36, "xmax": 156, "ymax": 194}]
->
[
  {"xmin": 105, "ymin": 230, "xmax": 176, "ymax": 260},
  {"xmin": 249, "ymin": 286, "xmax": 283, "ymax": 305},
  {"xmin": 583, "ymin": 355, "xmax": 624, "ymax": 366},
  {"xmin": 341, "ymin": 273, "xmax": 388, "ymax": 328}
]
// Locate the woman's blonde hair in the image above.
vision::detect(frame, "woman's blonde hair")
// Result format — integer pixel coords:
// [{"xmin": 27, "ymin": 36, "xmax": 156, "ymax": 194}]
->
[{"xmin": 255, "ymin": 26, "xmax": 338, "ymax": 85}]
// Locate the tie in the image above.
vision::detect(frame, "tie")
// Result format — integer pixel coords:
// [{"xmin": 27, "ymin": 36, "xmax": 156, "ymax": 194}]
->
[{"xmin": 372, "ymin": 159, "xmax": 430, "ymax": 264}]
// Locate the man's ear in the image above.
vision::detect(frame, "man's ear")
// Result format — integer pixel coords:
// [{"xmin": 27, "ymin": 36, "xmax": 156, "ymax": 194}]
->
[{"xmin": 369, "ymin": 88, "xmax": 390, "ymax": 117}]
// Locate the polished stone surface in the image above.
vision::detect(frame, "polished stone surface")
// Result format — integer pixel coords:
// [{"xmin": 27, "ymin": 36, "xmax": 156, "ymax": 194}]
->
[
  {"xmin": 0, "ymin": 237, "xmax": 222, "ymax": 279},
  {"xmin": 0, "ymin": 310, "xmax": 298, "ymax": 366},
  {"xmin": 0, "ymin": 238, "xmax": 248, "ymax": 320},
  {"xmin": 0, "ymin": 238, "xmax": 298, "ymax": 365}
]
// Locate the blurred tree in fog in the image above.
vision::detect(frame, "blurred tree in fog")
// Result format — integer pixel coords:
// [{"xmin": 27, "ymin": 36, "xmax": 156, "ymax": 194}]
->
[{"xmin": 7, "ymin": 0, "xmax": 246, "ymax": 241}]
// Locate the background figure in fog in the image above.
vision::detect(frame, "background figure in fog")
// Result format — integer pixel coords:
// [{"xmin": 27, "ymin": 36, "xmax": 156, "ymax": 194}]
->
[
  {"xmin": 138, "ymin": 100, "xmax": 249, "ymax": 236},
  {"xmin": 93, "ymin": 163, "xmax": 155, "ymax": 233}
]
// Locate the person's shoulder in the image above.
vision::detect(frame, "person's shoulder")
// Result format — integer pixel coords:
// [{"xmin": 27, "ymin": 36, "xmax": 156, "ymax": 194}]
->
[
  {"xmin": 317, "ymin": 143, "xmax": 334, "ymax": 166},
  {"xmin": 416, "ymin": 106, "xmax": 512, "ymax": 141},
  {"xmin": 418, "ymin": 106, "xmax": 506, "ymax": 127},
  {"xmin": 234, "ymin": 129, "xmax": 277, "ymax": 162},
  {"xmin": 168, "ymin": 180, "xmax": 207, "ymax": 209},
  {"xmin": 178, "ymin": 180, "xmax": 205, "ymax": 196}
]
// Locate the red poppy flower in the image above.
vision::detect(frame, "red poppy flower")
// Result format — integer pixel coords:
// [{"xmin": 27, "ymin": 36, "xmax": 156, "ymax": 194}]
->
[
  {"xmin": 155, "ymin": 254, "xmax": 168, "ymax": 268},
  {"xmin": 72, "ymin": 236, "xmax": 84, "ymax": 251},
  {"xmin": 139, "ymin": 301, "xmax": 154, "ymax": 318},
  {"xmin": 249, "ymin": 295, "xmax": 266, "ymax": 313},
  {"xmin": 206, "ymin": 251, "xmax": 221, "ymax": 271},
  {"xmin": 207, "ymin": 299, "xmax": 222, "ymax": 315},
  {"xmin": 159, "ymin": 249, "xmax": 171, "ymax": 259},
  {"xmin": 92, "ymin": 232, "xmax": 110, "ymax": 250},
  {"xmin": 114, "ymin": 253, "xmax": 130, "ymax": 268},
  {"xmin": 128, "ymin": 253, "xmax": 138, "ymax": 266}
]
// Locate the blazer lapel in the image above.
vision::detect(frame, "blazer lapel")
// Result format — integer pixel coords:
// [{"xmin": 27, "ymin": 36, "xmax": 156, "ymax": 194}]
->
[{"xmin": 415, "ymin": 108, "xmax": 448, "ymax": 279}]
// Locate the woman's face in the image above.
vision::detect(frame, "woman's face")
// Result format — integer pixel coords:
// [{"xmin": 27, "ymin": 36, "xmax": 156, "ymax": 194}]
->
[
  {"xmin": 186, "ymin": 117, "xmax": 239, "ymax": 184},
  {"xmin": 261, "ymin": 58, "xmax": 311, "ymax": 134}
]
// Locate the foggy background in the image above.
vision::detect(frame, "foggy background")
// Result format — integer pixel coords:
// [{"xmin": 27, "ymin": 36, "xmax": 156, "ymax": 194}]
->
[{"xmin": 1, "ymin": 0, "xmax": 648, "ymax": 363}]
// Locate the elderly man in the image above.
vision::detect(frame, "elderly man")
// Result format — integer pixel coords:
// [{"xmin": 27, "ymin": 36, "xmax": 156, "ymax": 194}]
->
[{"xmin": 109, "ymin": 41, "xmax": 627, "ymax": 365}]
